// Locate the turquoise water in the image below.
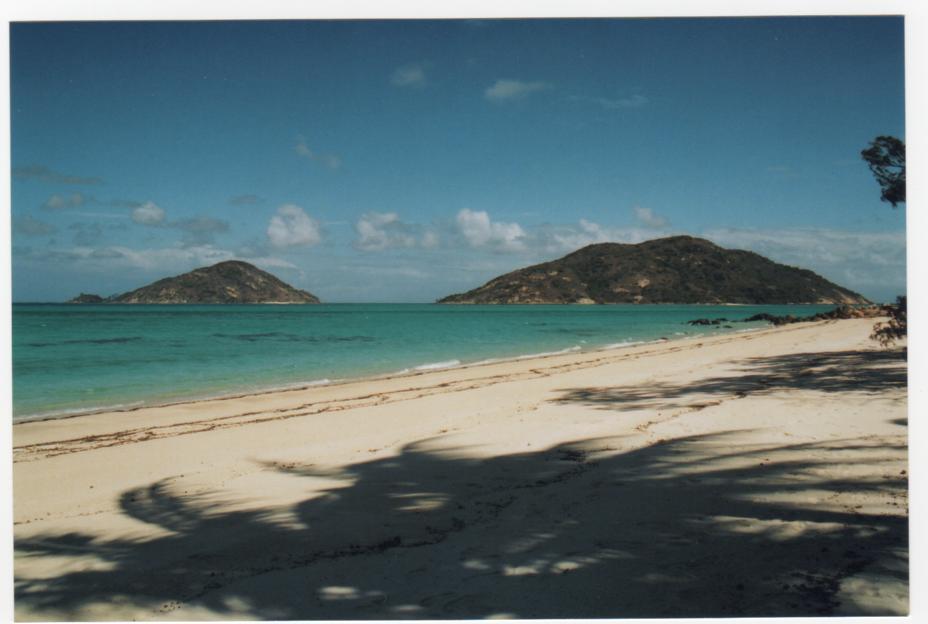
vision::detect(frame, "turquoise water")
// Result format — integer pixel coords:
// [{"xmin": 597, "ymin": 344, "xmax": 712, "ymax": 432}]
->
[{"xmin": 12, "ymin": 303, "xmax": 836, "ymax": 421}]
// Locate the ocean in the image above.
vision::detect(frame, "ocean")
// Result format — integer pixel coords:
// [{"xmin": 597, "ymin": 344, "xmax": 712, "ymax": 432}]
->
[{"xmin": 11, "ymin": 303, "xmax": 837, "ymax": 422}]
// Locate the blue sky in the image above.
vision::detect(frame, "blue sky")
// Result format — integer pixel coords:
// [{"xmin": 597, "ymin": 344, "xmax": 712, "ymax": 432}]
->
[{"xmin": 10, "ymin": 17, "xmax": 906, "ymax": 302}]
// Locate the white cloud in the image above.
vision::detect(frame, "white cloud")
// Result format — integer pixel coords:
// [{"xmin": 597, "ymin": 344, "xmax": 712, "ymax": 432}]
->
[
  {"xmin": 456, "ymin": 209, "xmax": 526, "ymax": 252},
  {"xmin": 703, "ymin": 227, "xmax": 904, "ymax": 267},
  {"xmin": 131, "ymin": 201, "xmax": 166, "ymax": 225},
  {"xmin": 246, "ymin": 256, "xmax": 300, "ymax": 270},
  {"xmin": 112, "ymin": 245, "xmax": 234, "ymax": 270},
  {"xmin": 267, "ymin": 204, "xmax": 322, "ymax": 248},
  {"xmin": 702, "ymin": 227, "xmax": 906, "ymax": 299},
  {"xmin": 294, "ymin": 138, "xmax": 313, "ymax": 158},
  {"xmin": 391, "ymin": 63, "xmax": 427, "ymax": 87},
  {"xmin": 354, "ymin": 211, "xmax": 647, "ymax": 256},
  {"xmin": 353, "ymin": 212, "xmax": 439, "ymax": 251},
  {"xmin": 534, "ymin": 219, "xmax": 614, "ymax": 252},
  {"xmin": 633, "ymin": 206, "xmax": 669, "ymax": 229},
  {"xmin": 42, "ymin": 193, "xmax": 85, "ymax": 210},
  {"xmin": 484, "ymin": 79, "xmax": 551, "ymax": 102},
  {"xmin": 421, "ymin": 230, "xmax": 440, "ymax": 249},
  {"xmin": 16, "ymin": 243, "xmax": 297, "ymax": 274},
  {"xmin": 294, "ymin": 135, "xmax": 341, "ymax": 170},
  {"xmin": 130, "ymin": 203, "xmax": 229, "ymax": 244},
  {"xmin": 354, "ymin": 212, "xmax": 418, "ymax": 251},
  {"xmin": 15, "ymin": 244, "xmax": 226, "ymax": 270},
  {"xmin": 533, "ymin": 219, "xmax": 657, "ymax": 254}
]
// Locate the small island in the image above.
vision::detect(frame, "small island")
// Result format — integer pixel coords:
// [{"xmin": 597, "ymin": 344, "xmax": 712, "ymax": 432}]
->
[
  {"xmin": 68, "ymin": 260, "xmax": 320, "ymax": 304},
  {"xmin": 66, "ymin": 293, "xmax": 105, "ymax": 304}
]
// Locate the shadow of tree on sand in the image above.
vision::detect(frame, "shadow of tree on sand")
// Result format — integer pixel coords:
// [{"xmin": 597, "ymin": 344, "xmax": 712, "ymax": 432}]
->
[
  {"xmin": 16, "ymin": 427, "xmax": 907, "ymax": 618},
  {"xmin": 554, "ymin": 348, "xmax": 907, "ymax": 413}
]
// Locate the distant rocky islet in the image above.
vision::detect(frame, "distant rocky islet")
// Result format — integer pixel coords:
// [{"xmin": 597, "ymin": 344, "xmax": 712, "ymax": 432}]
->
[
  {"xmin": 66, "ymin": 293, "xmax": 106, "ymax": 304},
  {"xmin": 438, "ymin": 235, "xmax": 869, "ymax": 305},
  {"xmin": 68, "ymin": 260, "xmax": 319, "ymax": 304}
]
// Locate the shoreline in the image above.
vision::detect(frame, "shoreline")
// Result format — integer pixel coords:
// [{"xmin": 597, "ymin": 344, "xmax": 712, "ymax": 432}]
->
[
  {"xmin": 12, "ymin": 321, "xmax": 823, "ymax": 462},
  {"xmin": 11, "ymin": 318, "xmax": 884, "ymax": 466},
  {"xmin": 12, "ymin": 324, "xmax": 765, "ymax": 425},
  {"xmin": 13, "ymin": 317, "xmax": 907, "ymax": 619},
  {"xmin": 10, "ymin": 321, "xmax": 791, "ymax": 428}
]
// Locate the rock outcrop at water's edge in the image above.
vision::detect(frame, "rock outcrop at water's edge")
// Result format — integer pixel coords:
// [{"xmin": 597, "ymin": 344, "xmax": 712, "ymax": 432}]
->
[
  {"xmin": 438, "ymin": 236, "xmax": 869, "ymax": 305},
  {"xmin": 688, "ymin": 304, "xmax": 884, "ymax": 328}
]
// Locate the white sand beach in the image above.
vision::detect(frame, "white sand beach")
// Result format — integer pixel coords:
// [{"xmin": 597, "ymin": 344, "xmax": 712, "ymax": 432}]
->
[{"xmin": 12, "ymin": 318, "xmax": 908, "ymax": 619}]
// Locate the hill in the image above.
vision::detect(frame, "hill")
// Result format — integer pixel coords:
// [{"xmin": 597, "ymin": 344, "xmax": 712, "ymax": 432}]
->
[
  {"xmin": 107, "ymin": 261, "xmax": 320, "ymax": 304},
  {"xmin": 438, "ymin": 236, "xmax": 868, "ymax": 305},
  {"xmin": 66, "ymin": 293, "xmax": 105, "ymax": 304}
]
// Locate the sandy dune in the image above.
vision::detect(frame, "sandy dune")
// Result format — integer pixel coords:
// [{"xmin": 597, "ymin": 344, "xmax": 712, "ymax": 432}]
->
[{"xmin": 13, "ymin": 318, "xmax": 908, "ymax": 619}]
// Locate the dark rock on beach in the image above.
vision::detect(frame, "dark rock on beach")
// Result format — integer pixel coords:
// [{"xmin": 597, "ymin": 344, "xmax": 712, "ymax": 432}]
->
[
  {"xmin": 687, "ymin": 318, "xmax": 729, "ymax": 326},
  {"xmin": 740, "ymin": 305, "xmax": 884, "ymax": 327}
]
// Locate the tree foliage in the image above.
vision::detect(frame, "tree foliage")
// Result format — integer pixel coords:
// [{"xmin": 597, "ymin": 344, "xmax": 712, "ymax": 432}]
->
[
  {"xmin": 870, "ymin": 296, "xmax": 907, "ymax": 347},
  {"xmin": 861, "ymin": 137, "xmax": 907, "ymax": 347},
  {"xmin": 861, "ymin": 136, "xmax": 906, "ymax": 207}
]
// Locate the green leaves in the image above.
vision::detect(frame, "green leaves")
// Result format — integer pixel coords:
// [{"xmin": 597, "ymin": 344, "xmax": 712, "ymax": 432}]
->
[{"xmin": 861, "ymin": 136, "xmax": 906, "ymax": 207}]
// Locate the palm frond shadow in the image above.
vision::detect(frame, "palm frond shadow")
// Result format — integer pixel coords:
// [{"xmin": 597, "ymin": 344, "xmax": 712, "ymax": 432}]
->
[
  {"xmin": 554, "ymin": 348, "xmax": 907, "ymax": 412},
  {"xmin": 16, "ymin": 427, "xmax": 907, "ymax": 619}
]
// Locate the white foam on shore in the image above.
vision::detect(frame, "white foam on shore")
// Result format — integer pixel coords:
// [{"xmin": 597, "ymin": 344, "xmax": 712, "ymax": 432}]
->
[
  {"xmin": 395, "ymin": 346, "xmax": 585, "ymax": 376},
  {"xmin": 599, "ymin": 340, "xmax": 645, "ymax": 351},
  {"xmin": 267, "ymin": 378, "xmax": 334, "ymax": 391},
  {"xmin": 414, "ymin": 359, "xmax": 462, "ymax": 371},
  {"xmin": 515, "ymin": 345, "xmax": 582, "ymax": 360},
  {"xmin": 303, "ymin": 378, "xmax": 333, "ymax": 387}
]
